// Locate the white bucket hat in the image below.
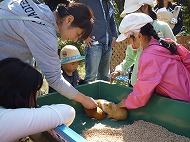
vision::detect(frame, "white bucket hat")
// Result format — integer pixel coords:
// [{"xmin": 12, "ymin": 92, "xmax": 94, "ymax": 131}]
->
[
  {"xmin": 120, "ymin": 0, "xmax": 154, "ymax": 17},
  {"xmin": 60, "ymin": 45, "xmax": 85, "ymax": 64},
  {"xmin": 116, "ymin": 13, "xmax": 153, "ymax": 42}
]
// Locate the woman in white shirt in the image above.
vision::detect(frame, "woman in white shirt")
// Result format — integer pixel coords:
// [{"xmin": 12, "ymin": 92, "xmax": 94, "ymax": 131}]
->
[{"xmin": 0, "ymin": 58, "xmax": 75, "ymax": 142}]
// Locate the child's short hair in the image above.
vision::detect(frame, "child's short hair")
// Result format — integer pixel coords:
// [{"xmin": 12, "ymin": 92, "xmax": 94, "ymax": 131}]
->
[{"xmin": 60, "ymin": 45, "xmax": 85, "ymax": 64}]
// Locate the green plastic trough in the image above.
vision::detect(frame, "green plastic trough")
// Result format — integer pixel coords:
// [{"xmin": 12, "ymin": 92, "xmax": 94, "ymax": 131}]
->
[{"xmin": 37, "ymin": 80, "xmax": 190, "ymax": 141}]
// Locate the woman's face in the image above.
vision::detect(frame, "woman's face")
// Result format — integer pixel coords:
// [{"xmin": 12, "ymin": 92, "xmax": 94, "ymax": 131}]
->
[
  {"xmin": 58, "ymin": 16, "xmax": 83, "ymax": 42},
  {"xmin": 60, "ymin": 26, "xmax": 83, "ymax": 42}
]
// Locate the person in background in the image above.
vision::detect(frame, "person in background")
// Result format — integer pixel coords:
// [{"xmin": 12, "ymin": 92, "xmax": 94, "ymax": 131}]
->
[
  {"xmin": 78, "ymin": 0, "xmax": 118, "ymax": 83},
  {"xmin": 49, "ymin": 45, "xmax": 85, "ymax": 92},
  {"xmin": 154, "ymin": 0, "xmax": 183, "ymax": 36},
  {"xmin": 0, "ymin": 58, "xmax": 75, "ymax": 142},
  {"xmin": 0, "ymin": 0, "xmax": 97, "ymax": 109},
  {"xmin": 110, "ymin": 0, "xmax": 175, "ymax": 87},
  {"xmin": 116, "ymin": 13, "xmax": 190, "ymax": 109}
]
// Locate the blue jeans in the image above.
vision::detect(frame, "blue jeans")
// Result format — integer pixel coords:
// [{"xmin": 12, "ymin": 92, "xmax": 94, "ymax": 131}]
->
[{"xmin": 84, "ymin": 42, "xmax": 112, "ymax": 82}]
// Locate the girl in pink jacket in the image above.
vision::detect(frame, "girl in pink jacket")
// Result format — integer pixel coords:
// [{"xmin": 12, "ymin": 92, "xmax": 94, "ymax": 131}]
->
[{"xmin": 116, "ymin": 13, "xmax": 190, "ymax": 109}]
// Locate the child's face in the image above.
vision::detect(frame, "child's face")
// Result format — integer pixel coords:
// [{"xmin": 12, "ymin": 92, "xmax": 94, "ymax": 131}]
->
[
  {"xmin": 61, "ymin": 61, "xmax": 79, "ymax": 74},
  {"xmin": 126, "ymin": 35, "xmax": 141, "ymax": 50}
]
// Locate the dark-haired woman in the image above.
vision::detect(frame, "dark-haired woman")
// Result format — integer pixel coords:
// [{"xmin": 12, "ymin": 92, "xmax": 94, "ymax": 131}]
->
[
  {"xmin": 110, "ymin": 0, "xmax": 175, "ymax": 86},
  {"xmin": 116, "ymin": 13, "xmax": 190, "ymax": 109},
  {"xmin": 0, "ymin": 58, "xmax": 75, "ymax": 142},
  {"xmin": 0, "ymin": 0, "xmax": 97, "ymax": 109}
]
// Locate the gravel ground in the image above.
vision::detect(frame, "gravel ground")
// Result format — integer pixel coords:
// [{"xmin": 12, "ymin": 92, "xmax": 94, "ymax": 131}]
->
[{"xmin": 82, "ymin": 120, "xmax": 190, "ymax": 142}]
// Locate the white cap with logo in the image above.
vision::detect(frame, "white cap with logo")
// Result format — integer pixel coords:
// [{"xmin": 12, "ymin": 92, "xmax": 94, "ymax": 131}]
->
[{"xmin": 116, "ymin": 13, "xmax": 153, "ymax": 42}]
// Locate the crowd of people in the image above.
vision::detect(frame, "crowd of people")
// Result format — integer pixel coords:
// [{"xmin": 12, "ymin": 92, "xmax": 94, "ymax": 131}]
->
[
  {"xmin": 0, "ymin": 0, "xmax": 97, "ymax": 141},
  {"xmin": 0, "ymin": 0, "xmax": 189, "ymax": 141},
  {"xmin": 115, "ymin": 12, "xmax": 190, "ymax": 109},
  {"xmin": 110, "ymin": 0, "xmax": 176, "ymax": 87}
]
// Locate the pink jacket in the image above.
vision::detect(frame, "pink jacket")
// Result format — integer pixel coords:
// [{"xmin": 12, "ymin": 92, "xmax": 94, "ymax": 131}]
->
[{"xmin": 125, "ymin": 39, "xmax": 190, "ymax": 109}]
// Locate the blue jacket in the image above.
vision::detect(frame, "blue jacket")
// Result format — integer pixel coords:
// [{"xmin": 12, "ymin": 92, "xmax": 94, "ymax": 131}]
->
[{"xmin": 79, "ymin": 0, "xmax": 118, "ymax": 45}]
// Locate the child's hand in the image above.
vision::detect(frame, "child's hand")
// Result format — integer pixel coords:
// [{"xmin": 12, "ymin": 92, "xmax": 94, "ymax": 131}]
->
[
  {"xmin": 117, "ymin": 99, "xmax": 126, "ymax": 108},
  {"xmin": 110, "ymin": 71, "xmax": 120, "ymax": 84}
]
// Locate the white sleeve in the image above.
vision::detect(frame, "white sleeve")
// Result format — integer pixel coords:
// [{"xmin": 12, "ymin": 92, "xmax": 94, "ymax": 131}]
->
[{"xmin": 0, "ymin": 104, "xmax": 75, "ymax": 142}]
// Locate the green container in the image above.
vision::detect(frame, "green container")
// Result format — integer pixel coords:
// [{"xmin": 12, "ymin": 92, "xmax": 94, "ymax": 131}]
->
[{"xmin": 37, "ymin": 81, "xmax": 190, "ymax": 141}]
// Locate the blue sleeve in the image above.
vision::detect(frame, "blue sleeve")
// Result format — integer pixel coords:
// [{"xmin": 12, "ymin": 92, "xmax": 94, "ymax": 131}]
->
[
  {"xmin": 172, "ymin": 9, "xmax": 183, "ymax": 36},
  {"xmin": 109, "ymin": 3, "xmax": 118, "ymax": 37}
]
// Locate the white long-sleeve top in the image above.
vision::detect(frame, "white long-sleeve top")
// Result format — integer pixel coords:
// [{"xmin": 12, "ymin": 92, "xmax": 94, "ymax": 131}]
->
[{"xmin": 0, "ymin": 104, "xmax": 75, "ymax": 142}]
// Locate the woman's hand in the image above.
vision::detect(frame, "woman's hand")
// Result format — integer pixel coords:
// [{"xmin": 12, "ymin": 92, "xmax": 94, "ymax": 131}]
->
[
  {"xmin": 110, "ymin": 71, "xmax": 120, "ymax": 84},
  {"xmin": 82, "ymin": 96, "xmax": 98, "ymax": 109},
  {"xmin": 117, "ymin": 99, "xmax": 126, "ymax": 108},
  {"xmin": 73, "ymin": 92, "xmax": 97, "ymax": 109}
]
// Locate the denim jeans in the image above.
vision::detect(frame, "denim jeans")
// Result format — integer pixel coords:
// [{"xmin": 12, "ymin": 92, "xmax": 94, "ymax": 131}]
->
[{"xmin": 84, "ymin": 42, "xmax": 112, "ymax": 82}]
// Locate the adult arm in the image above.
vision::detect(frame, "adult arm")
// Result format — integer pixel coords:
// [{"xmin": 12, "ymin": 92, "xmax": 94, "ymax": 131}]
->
[
  {"xmin": 124, "ymin": 54, "xmax": 162, "ymax": 109},
  {"xmin": 109, "ymin": 3, "xmax": 118, "ymax": 38},
  {"xmin": 0, "ymin": 104, "xmax": 75, "ymax": 142},
  {"xmin": 109, "ymin": 3, "xmax": 118, "ymax": 47},
  {"xmin": 21, "ymin": 22, "xmax": 97, "ymax": 108},
  {"xmin": 21, "ymin": 22, "xmax": 78, "ymax": 99},
  {"xmin": 172, "ymin": 8, "xmax": 183, "ymax": 36}
]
